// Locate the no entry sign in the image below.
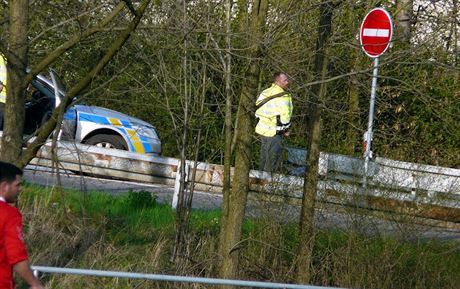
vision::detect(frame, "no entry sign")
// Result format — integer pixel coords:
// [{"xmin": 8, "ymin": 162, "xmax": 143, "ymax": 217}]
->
[
  {"xmin": 360, "ymin": 8, "xmax": 393, "ymax": 58},
  {"xmin": 360, "ymin": 8, "xmax": 393, "ymax": 186}
]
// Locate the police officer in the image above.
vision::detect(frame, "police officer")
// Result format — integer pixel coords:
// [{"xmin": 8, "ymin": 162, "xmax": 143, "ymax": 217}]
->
[
  {"xmin": 255, "ymin": 72, "xmax": 293, "ymax": 173},
  {"xmin": 0, "ymin": 54, "xmax": 6, "ymax": 130}
]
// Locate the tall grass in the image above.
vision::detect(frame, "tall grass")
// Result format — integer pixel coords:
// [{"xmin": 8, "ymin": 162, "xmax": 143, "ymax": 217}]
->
[{"xmin": 16, "ymin": 183, "xmax": 460, "ymax": 289}]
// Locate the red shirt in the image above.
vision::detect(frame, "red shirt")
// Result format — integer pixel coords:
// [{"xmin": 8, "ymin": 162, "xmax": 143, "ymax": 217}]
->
[{"xmin": 0, "ymin": 201, "xmax": 28, "ymax": 289}]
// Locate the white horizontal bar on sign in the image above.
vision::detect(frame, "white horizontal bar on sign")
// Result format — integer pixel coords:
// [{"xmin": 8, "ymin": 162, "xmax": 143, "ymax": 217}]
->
[{"xmin": 363, "ymin": 28, "xmax": 389, "ymax": 37}]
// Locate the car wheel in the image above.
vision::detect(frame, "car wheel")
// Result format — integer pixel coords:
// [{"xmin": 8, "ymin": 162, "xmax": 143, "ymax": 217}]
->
[{"xmin": 85, "ymin": 134, "xmax": 128, "ymax": 150}]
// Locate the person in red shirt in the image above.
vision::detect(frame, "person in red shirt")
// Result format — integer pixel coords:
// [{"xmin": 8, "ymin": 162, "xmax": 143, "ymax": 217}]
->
[{"xmin": 0, "ymin": 162, "xmax": 44, "ymax": 289}]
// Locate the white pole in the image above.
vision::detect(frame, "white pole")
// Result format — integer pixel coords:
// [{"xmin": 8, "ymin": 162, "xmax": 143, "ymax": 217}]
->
[
  {"xmin": 172, "ymin": 162, "xmax": 181, "ymax": 208},
  {"xmin": 31, "ymin": 266, "xmax": 346, "ymax": 289}
]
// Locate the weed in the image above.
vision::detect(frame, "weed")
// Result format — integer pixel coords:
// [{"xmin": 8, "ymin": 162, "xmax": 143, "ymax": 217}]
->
[
  {"xmin": 124, "ymin": 190, "xmax": 158, "ymax": 209},
  {"xmin": 17, "ymin": 184, "xmax": 460, "ymax": 289}
]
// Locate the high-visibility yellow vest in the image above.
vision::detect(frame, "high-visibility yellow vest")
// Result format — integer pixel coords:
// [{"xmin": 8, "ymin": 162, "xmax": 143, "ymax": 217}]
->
[
  {"xmin": 0, "ymin": 55, "xmax": 6, "ymax": 103},
  {"xmin": 255, "ymin": 84, "xmax": 293, "ymax": 137}
]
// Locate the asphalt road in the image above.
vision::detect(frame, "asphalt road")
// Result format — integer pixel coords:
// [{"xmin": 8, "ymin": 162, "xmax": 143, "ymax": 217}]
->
[
  {"xmin": 23, "ymin": 167, "xmax": 460, "ymax": 242},
  {"xmin": 23, "ymin": 166, "xmax": 222, "ymax": 210}
]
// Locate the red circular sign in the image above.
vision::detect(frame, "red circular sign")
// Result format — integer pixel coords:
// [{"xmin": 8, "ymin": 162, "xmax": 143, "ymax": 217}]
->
[{"xmin": 360, "ymin": 8, "xmax": 393, "ymax": 58}]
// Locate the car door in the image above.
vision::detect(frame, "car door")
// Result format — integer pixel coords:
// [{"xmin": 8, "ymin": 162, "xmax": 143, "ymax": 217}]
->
[{"xmin": 48, "ymin": 69, "xmax": 79, "ymax": 141}]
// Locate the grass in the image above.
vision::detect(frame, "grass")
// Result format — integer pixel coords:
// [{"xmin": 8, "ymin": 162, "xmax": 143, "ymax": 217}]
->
[{"xmin": 16, "ymin": 183, "xmax": 460, "ymax": 289}]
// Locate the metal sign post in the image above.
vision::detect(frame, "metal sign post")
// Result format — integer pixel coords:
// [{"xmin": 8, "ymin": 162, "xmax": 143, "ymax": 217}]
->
[
  {"xmin": 363, "ymin": 57, "xmax": 379, "ymax": 185},
  {"xmin": 359, "ymin": 8, "xmax": 393, "ymax": 186}
]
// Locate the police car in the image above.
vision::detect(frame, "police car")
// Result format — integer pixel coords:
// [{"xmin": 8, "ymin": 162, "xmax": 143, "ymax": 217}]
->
[{"xmin": 24, "ymin": 69, "xmax": 161, "ymax": 155}]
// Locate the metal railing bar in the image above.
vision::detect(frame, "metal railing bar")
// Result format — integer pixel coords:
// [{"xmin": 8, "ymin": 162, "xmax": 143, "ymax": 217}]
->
[{"xmin": 31, "ymin": 266, "xmax": 346, "ymax": 289}]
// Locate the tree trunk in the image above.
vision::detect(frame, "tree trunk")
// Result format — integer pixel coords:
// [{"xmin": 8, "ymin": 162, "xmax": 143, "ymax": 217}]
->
[
  {"xmin": 223, "ymin": 0, "xmax": 233, "ymax": 196},
  {"xmin": 295, "ymin": 1, "xmax": 335, "ymax": 284},
  {"xmin": 220, "ymin": 1, "xmax": 233, "ymax": 274},
  {"xmin": 1, "ymin": 0, "xmax": 29, "ymax": 164},
  {"xmin": 451, "ymin": 0, "xmax": 458, "ymax": 67},
  {"xmin": 218, "ymin": 0, "xmax": 269, "ymax": 286},
  {"xmin": 172, "ymin": 0, "xmax": 191, "ymax": 263},
  {"xmin": 221, "ymin": 0, "xmax": 233, "ymax": 248},
  {"xmin": 396, "ymin": 0, "xmax": 413, "ymax": 44}
]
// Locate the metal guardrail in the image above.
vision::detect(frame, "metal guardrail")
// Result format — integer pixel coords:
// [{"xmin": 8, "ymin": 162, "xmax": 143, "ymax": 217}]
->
[
  {"xmin": 31, "ymin": 266, "xmax": 345, "ymax": 289},
  {"xmin": 29, "ymin": 141, "xmax": 460, "ymax": 221}
]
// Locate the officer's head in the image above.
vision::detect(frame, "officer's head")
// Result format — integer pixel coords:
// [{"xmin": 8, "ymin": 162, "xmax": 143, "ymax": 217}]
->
[{"xmin": 273, "ymin": 72, "xmax": 289, "ymax": 89}]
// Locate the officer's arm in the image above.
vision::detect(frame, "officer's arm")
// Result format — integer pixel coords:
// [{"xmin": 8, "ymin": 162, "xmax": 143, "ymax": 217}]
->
[{"xmin": 278, "ymin": 97, "xmax": 292, "ymax": 127}]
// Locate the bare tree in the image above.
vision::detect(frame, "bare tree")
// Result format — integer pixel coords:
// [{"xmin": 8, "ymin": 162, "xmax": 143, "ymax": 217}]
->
[
  {"xmin": 1, "ymin": 0, "xmax": 29, "ymax": 164},
  {"xmin": 222, "ymin": 0, "xmax": 233, "ymax": 218},
  {"xmin": 218, "ymin": 0, "xmax": 269, "ymax": 286},
  {"xmin": 296, "ymin": 0, "xmax": 336, "ymax": 284}
]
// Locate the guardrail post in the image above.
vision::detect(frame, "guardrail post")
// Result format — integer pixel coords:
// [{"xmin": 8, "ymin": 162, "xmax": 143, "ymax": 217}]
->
[
  {"xmin": 172, "ymin": 161, "xmax": 181, "ymax": 209},
  {"xmin": 172, "ymin": 161, "xmax": 189, "ymax": 209}
]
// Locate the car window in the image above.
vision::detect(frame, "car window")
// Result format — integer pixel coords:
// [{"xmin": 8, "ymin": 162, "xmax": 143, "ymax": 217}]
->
[{"xmin": 31, "ymin": 78, "xmax": 55, "ymax": 100}]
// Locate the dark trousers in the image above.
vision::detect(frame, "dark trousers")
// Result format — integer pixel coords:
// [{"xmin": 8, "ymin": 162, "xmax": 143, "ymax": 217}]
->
[
  {"xmin": 260, "ymin": 134, "xmax": 283, "ymax": 173},
  {"xmin": 0, "ymin": 102, "xmax": 4, "ymax": 130}
]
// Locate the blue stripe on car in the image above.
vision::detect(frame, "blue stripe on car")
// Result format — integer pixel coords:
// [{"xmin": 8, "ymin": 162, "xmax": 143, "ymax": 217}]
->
[
  {"xmin": 139, "ymin": 135, "xmax": 152, "ymax": 152},
  {"xmin": 79, "ymin": 112, "xmax": 154, "ymax": 153},
  {"xmin": 79, "ymin": 113, "xmax": 111, "ymax": 125}
]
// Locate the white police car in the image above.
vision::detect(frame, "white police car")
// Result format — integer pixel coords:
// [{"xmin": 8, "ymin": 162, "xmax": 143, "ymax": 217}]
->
[{"xmin": 24, "ymin": 69, "xmax": 161, "ymax": 155}]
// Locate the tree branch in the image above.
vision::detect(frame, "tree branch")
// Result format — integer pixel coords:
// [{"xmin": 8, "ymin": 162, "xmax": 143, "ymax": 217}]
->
[
  {"xmin": 24, "ymin": 2, "xmax": 126, "ymax": 87},
  {"xmin": 122, "ymin": 0, "xmax": 139, "ymax": 17}
]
